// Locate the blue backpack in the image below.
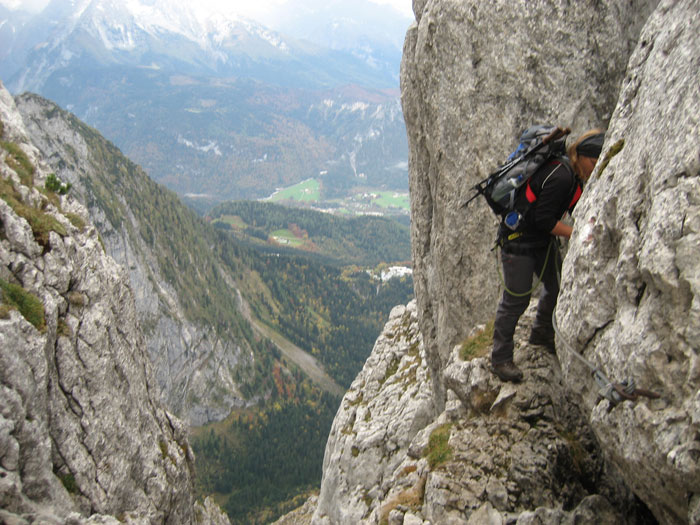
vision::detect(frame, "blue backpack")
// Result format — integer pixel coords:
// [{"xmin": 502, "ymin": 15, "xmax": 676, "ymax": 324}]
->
[{"xmin": 464, "ymin": 125, "xmax": 571, "ymax": 229}]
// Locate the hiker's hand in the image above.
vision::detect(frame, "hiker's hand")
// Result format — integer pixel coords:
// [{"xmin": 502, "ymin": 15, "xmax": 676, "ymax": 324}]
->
[{"xmin": 551, "ymin": 221, "xmax": 572, "ymax": 239}]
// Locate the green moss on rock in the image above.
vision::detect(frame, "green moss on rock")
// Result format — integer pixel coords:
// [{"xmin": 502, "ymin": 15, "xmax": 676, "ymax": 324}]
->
[
  {"xmin": 0, "ymin": 278, "xmax": 46, "ymax": 331},
  {"xmin": 59, "ymin": 473, "xmax": 78, "ymax": 494},
  {"xmin": 597, "ymin": 139, "xmax": 625, "ymax": 176}
]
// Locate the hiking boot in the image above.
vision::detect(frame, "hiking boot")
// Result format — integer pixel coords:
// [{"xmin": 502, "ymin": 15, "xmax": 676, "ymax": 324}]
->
[
  {"xmin": 490, "ymin": 360, "xmax": 523, "ymax": 383},
  {"xmin": 528, "ymin": 330, "xmax": 555, "ymax": 353}
]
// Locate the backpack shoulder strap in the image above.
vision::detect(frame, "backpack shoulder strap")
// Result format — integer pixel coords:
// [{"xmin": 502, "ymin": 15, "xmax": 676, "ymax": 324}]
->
[
  {"xmin": 568, "ymin": 183, "xmax": 583, "ymax": 210},
  {"xmin": 556, "ymin": 157, "xmax": 583, "ymax": 210},
  {"xmin": 523, "ymin": 158, "xmax": 582, "ymax": 211},
  {"xmin": 524, "ymin": 160, "xmax": 566, "ymax": 204}
]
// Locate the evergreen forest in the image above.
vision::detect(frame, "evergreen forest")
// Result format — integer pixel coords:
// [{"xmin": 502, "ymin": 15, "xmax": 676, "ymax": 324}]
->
[
  {"xmin": 191, "ymin": 369, "xmax": 340, "ymax": 524},
  {"xmin": 209, "ymin": 200, "xmax": 411, "ymax": 266}
]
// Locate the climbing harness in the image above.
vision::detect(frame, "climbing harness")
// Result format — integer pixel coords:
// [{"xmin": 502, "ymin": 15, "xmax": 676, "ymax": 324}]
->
[
  {"xmin": 551, "ymin": 262, "xmax": 660, "ymax": 405},
  {"xmin": 495, "ymin": 238, "xmax": 555, "ymax": 298}
]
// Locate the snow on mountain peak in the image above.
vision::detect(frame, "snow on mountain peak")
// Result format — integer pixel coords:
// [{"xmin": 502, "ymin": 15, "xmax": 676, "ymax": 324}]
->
[{"xmin": 66, "ymin": 0, "xmax": 292, "ymax": 54}]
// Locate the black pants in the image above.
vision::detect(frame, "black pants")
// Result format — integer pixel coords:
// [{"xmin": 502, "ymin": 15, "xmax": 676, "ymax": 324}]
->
[{"xmin": 491, "ymin": 240, "xmax": 561, "ymax": 365}]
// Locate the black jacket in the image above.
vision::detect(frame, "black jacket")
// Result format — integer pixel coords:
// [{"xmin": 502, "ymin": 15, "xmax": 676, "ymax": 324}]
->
[{"xmin": 500, "ymin": 159, "xmax": 580, "ymax": 245}]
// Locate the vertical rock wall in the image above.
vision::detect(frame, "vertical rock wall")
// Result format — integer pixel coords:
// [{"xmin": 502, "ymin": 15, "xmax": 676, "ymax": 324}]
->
[
  {"xmin": 556, "ymin": 1, "xmax": 700, "ymax": 523},
  {"xmin": 401, "ymin": 0, "xmax": 657, "ymax": 407},
  {"xmin": 0, "ymin": 82, "xmax": 228, "ymax": 524}
]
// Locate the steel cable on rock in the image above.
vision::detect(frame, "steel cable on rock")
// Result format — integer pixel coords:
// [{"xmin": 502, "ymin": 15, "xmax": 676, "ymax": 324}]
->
[{"xmin": 551, "ymin": 248, "xmax": 660, "ymax": 404}]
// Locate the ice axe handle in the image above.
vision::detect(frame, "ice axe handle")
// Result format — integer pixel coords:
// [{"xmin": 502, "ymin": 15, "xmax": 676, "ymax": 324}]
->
[{"xmin": 543, "ymin": 126, "xmax": 572, "ymax": 145}]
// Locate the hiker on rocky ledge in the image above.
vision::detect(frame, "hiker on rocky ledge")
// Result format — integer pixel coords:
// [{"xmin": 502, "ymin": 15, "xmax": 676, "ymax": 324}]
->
[{"xmin": 490, "ymin": 129, "xmax": 605, "ymax": 383}]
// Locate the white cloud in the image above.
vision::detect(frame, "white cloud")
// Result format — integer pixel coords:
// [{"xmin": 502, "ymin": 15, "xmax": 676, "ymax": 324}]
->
[{"xmin": 368, "ymin": 0, "xmax": 413, "ymax": 18}]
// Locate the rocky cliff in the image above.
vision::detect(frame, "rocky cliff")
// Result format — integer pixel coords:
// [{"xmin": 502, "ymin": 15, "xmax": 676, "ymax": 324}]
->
[
  {"xmin": 556, "ymin": 1, "xmax": 700, "ymax": 522},
  {"xmin": 312, "ymin": 301, "xmax": 652, "ymax": 524},
  {"xmin": 306, "ymin": 0, "xmax": 699, "ymax": 524},
  {"xmin": 402, "ymin": 0, "xmax": 657, "ymax": 406},
  {"xmin": 0, "ymin": 83, "xmax": 228, "ymax": 524},
  {"xmin": 11, "ymin": 93, "xmax": 256, "ymax": 426}
]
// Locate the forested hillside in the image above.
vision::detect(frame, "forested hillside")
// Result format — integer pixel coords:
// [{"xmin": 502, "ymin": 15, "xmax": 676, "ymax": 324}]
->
[
  {"xmin": 209, "ymin": 200, "xmax": 411, "ymax": 265},
  {"xmin": 238, "ymin": 251, "xmax": 413, "ymax": 387},
  {"xmin": 191, "ymin": 372, "xmax": 339, "ymax": 524},
  {"xmin": 209, "ymin": 200, "xmax": 413, "ymax": 386}
]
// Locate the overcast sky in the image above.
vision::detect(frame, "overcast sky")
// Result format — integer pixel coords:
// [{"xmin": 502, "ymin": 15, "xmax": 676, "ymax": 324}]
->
[{"xmin": 1, "ymin": 0, "xmax": 414, "ymax": 19}]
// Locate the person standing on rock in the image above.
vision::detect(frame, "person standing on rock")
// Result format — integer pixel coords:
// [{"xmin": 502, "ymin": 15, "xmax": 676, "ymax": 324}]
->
[{"xmin": 490, "ymin": 129, "xmax": 605, "ymax": 382}]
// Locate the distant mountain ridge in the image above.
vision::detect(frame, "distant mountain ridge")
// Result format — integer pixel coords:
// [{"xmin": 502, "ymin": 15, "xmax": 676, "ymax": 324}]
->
[
  {"xmin": 0, "ymin": 0, "xmax": 409, "ymax": 205},
  {"xmin": 262, "ymin": 0, "xmax": 412, "ymax": 86},
  {"xmin": 4, "ymin": 0, "xmax": 399, "ymax": 91}
]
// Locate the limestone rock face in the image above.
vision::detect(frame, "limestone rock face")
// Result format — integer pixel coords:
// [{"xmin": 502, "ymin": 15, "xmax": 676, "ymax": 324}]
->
[
  {"xmin": 401, "ymin": 0, "xmax": 657, "ymax": 406},
  {"xmin": 0, "ymin": 82, "xmax": 228, "ymax": 524},
  {"xmin": 301, "ymin": 1, "xmax": 700, "ymax": 524},
  {"xmin": 556, "ymin": 1, "xmax": 700, "ymax": 523},
  {"xmin": 311, "ymin": 304, "xmax": 647, "ymax": 524},
  {"xmin": 272, "ymin": 495, "xmax": 318, "ymax": 525},
  {"xmin": 14, "ymin": 94, "xmax": 252, "ymax": 426},
  {"xmin": 313, "ymin": 302, "xmax": 436, "ymax": 524}
]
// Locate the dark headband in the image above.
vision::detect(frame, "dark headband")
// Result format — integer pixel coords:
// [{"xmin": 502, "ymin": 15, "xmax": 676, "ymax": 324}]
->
[{"xmin": 576, "ymin": 133, "xmax": 605, "ymax": 158}]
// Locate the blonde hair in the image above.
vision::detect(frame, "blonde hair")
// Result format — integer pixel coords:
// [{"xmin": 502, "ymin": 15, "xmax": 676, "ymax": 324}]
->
[{"xmin": 568, "ymin": 128, "xmax": 604, "ymax": 179}]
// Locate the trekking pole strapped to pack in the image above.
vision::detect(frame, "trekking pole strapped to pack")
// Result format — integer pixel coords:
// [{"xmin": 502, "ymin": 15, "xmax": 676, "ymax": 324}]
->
[{"xmin": 463, "ymin": 125, "xmax": 571, "ymax": 214}]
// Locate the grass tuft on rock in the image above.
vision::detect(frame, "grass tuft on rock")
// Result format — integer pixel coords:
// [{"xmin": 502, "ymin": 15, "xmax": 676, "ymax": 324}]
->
[
  {"xmin": 459, "ymin": 320, "xmax": 494, "ymax": 361},
  {"xmin": 1, "ymin": 141, "xmax": 35, "ymax": 186},
  {"xmin": 0, "ymin": 304, "xmax": 11, "ymax": 319},
  {"xmin": 380, "ymin": 357, "xmax": 400, "ymax": 385},
  {"xmin": 425, "ymin": 423, "xmax": 453, "ymax": 469},
  {"xmin": 0, "ymin": 278, "xmax": 46, "ymax": 331},
  {"xmin": 1, "ymin": 175, "xmax": 67, "ymax": 246},
  {"xmin": 65, "ymin": 212, "xmax": 86, "ymax": 231}
]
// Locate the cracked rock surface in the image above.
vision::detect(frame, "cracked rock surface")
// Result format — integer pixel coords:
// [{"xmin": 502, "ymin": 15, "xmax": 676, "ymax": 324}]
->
[
  {"xmin": 401, "ymin": 0, "xmax": 657, "ymax": 407},
  {"xmin": 0, "ymin": 81, "xmax": 228, "ymax": 524},
  {"xmin": 556, "ymin": 1, "xmax": 700, "ymax": 523},
  {"xmin": 309, "ymin": 303, "xmax": 650, "ymax": 524}
]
